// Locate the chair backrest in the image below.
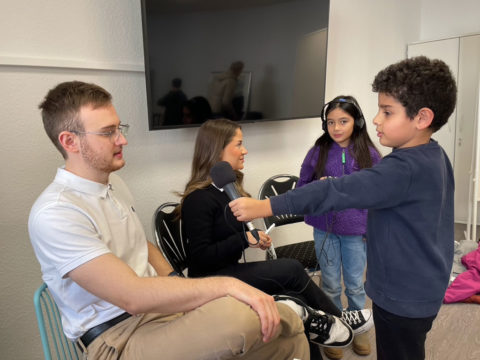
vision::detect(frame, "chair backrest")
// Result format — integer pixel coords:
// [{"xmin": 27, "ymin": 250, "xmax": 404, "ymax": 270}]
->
[
  {"xmin": 153, "ymin": 202, "xmax": 187, "ymax": 275},
  {"xmin": 33, "ymin": 283, "xmax": 81, "ymax": 360},
  {"xmin": 258, "ymin": 174, "xmax": 304, "ymax": 229}
]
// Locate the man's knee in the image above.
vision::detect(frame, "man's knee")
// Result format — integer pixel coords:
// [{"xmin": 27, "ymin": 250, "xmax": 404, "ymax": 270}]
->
[
  {"xmin": 237, "ymin": 302, "xmax": 309, "ymax": 360},
  {"xmin": 212, "ymin": 297, "xmax": 305, "ymax": 339},
  {"xmin": 208, "ymin": 297, "xmax": 262, "ymax": 339},
  {"xmin": 276, "ymin": 302, "xmax": 306, "ymax": 335}
]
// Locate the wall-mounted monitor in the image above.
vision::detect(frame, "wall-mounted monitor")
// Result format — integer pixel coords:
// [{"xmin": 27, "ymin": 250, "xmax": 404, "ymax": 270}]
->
[{"xmin": 141, "ymin": 0, "xmax": 329, "ymax": 130}]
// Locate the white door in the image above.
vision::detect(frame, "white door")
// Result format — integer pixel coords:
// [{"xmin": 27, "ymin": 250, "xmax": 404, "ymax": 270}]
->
[{"xmin": 408, "ymin": 38, "xmax": 459, "ymax": 165}]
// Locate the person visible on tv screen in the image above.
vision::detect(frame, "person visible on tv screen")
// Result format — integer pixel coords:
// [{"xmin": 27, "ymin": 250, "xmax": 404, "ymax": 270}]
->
[
  {"xmin": 157, "ymin": 77, "xmax": 187, "ymax": 126},
  {"xmin": 182, "ymin": 96, "xmax": 213, "ymax": 124},
  {"xmin": 208, "ymin": 61, "xmax": 244, "ymax": 120}
]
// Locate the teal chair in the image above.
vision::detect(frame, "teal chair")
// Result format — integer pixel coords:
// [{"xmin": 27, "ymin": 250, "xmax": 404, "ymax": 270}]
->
[{"xmin": 33, "ymin": 283, "xmax": 81, "ymax": 360}]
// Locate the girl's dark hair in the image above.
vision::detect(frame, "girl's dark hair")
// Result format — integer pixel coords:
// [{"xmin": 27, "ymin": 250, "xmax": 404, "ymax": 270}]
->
[{"xmin": 314, "ymin": 95, "xmax": 380, "ymax": 178}]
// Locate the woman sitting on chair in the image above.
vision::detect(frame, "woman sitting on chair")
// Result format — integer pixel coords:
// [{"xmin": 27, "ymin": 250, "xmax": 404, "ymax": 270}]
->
[{"xmin": 178, "ymin": 119, "xmax": 373, "ymax": 348}]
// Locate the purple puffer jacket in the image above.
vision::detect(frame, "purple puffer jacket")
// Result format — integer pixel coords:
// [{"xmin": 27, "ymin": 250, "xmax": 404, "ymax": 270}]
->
[{"xmin": 297, "ymin": 142, "xmax": 381, "ymax": 235}]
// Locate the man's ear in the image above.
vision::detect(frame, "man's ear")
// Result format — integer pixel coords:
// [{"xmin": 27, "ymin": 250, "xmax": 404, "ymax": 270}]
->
[
  {"xmin": 58, "ymin": 131, "xmax": 80, "ymax": 154},
  {"xmin": 416, "ymin": 107, "xmax": 434, "ymax": 130}
]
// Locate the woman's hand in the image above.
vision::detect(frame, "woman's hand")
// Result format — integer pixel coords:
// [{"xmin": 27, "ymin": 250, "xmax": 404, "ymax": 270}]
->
[{"xmin": 247, "ymin": 231, "xmax": 272, "ymax": 250}]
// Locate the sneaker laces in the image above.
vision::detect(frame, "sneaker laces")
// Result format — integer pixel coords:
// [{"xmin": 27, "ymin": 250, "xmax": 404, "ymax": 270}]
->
[
  {"xmin": 341, "ymin": 310, "xmax": 364, "ymax": 328},
  {"xmin": 273, "ymin": 294, "xmax": 353, "ymax": 346},
  {"xmin": 306, "ymin": 311, "xmax": 333, "ymax": 343},
  {"xmin": 273, "ymin": 294, "xmax": 332, "ymax": 342}
]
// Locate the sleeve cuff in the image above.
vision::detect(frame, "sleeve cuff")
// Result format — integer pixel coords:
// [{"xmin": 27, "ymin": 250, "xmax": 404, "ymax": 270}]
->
[{"xmin": 269, "ymin": 194, "xmax": 290, "ymax": 216}]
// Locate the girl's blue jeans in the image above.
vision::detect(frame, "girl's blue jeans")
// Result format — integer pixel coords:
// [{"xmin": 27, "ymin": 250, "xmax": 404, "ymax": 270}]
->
[{"xmin": 313, "ymin": 228, "xmax": 367, "ymax": 311}]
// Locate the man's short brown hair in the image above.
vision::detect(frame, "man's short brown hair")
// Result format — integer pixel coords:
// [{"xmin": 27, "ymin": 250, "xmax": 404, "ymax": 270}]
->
[{"xmin": 38, "ymin": 81, "xmax": 112, "ymax": 158}]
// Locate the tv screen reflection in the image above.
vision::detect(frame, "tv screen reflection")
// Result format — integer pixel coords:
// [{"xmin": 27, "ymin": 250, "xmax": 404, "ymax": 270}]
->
[{"xmin": 142, "ymin": 0, "xmax": 329, "ymax": 130}]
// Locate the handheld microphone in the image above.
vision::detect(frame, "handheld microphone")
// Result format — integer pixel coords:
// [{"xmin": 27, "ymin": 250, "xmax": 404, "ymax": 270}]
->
[{"xmin": 210, "ymin": 161, "xmax": 260, "ymax": 242}]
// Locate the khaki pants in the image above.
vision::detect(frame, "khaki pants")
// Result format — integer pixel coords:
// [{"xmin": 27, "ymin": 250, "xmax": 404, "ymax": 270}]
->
[{"xmin": 82, "ymin": 296, "xmax": 309, "ymax": 360}]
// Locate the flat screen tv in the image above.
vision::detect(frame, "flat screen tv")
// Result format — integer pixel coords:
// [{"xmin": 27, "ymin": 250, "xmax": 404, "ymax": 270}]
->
[{"xmin": 141, "ymin": 0, "xmax": 329, "ymax": 130}]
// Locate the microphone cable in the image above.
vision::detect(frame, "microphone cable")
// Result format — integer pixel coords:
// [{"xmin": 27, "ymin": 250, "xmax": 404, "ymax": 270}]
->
[
  {"xmin": 316, "ymin": 211, "xmax": 338, "ymax": 267},
  {"xmin": 222, "ymin": 203, "xmax": 318, "ymax": 302},
  {"xmin": 223, "ymin": 203, "xmax": 258, "ymax": 263}
]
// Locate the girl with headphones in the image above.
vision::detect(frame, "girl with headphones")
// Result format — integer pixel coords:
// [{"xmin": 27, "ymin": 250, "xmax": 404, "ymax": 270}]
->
[{"xmin": 298, "ymin": 95, "xmax": 381, "ymax": 359}]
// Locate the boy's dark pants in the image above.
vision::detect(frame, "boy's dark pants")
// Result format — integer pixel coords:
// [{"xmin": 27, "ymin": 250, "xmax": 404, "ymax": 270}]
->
[{"xmin": 373, "ymin": 303, "xmax": 436, "ymax": 360}]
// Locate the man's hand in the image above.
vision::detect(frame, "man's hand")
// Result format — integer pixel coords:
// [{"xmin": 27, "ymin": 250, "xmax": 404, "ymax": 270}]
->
[
  {"xmin": 227, "ymin": 279, "xmax": 280, "ymax": 343},
  {"xmin": 229, "ymin": 198, "xmax": 273, "ymax": 222}
]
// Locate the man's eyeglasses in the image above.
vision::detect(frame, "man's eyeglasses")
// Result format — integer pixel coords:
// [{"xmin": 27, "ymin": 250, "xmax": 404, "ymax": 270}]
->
[{"xmin": 71, "ymin": 124, "xmax": 129, "ymax": 142}]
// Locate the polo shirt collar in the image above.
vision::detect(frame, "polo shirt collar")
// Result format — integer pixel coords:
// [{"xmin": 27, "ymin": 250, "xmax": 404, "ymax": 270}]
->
[{"xmin": 54, "ymin": 167, "xmax": 111, "ymax": 198}]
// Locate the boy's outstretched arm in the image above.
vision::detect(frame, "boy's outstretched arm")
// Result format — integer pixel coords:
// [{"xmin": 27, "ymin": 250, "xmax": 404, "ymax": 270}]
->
[{"xmin": 229, "ymin": 198, "xmax": 273, "ymax": 222}]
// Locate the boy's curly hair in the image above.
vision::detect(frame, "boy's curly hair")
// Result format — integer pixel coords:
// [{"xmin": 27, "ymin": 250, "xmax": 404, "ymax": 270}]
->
[{"xmin": 372, "ymin": 56, "xmax": 457, "ymax": 132}]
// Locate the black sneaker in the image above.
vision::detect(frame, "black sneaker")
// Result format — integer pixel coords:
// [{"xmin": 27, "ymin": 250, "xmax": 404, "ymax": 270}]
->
[
  {"xmin": 341, "ymin": 309, "xmax": 373, "ymax": 335},
  {"xmin": 274, "ymin": 295, "xmax": 353, "ymax": 348}
]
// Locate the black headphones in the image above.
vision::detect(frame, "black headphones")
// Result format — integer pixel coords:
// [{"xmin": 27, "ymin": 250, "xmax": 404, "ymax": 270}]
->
[{"xmin": 321, "ymin": 98, "xmax": 365, "ymax": 132}]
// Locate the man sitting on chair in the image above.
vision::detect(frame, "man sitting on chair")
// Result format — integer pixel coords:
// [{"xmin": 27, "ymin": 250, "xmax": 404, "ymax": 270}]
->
[{"xmin": 28, "ymin": 81, "xmax": 309, "ymax": 359}]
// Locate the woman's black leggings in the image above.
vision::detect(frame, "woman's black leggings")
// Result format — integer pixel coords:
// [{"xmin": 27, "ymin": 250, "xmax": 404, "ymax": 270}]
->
[{"xmin": 214, "ymin": 258, "xmax": 341, "ymax": 316}]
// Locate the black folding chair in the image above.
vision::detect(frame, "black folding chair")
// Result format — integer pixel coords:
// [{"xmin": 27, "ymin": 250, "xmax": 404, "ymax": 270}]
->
[
  {"xmin": 153, "ymin": 202, "xmax": 187, "ymax": 276},
  {"xmin": 258, "ymin": 174, "xmax": 318, "ymax": 270}
]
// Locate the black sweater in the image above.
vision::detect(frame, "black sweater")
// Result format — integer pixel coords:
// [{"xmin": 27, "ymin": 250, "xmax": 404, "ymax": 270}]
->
[{"xmin": 182, "ymin": 185, "xmax": 248, "ymax": 277}]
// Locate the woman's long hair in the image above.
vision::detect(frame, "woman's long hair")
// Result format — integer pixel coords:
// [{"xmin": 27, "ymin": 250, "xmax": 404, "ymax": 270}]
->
[
  {"xmin": 177, "ymin": 119, "xmax": 249, "ymax": 214},
  {"xmin": 314, "ymin": 95, "xmax": 380, "ymax": 178}
]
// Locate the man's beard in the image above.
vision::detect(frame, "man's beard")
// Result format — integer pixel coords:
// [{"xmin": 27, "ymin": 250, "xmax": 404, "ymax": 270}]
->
[{"xmin": 79, "ymin": 138, "xmax": 124, "ymax": 174}]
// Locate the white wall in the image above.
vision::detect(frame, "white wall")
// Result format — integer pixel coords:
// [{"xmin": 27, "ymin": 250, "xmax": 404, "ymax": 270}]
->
[
  {"xmin": 326, "ymin": 0, "xmax": 421, "ymax": 154},
  {"xmin": 1, "ymin": 0, "xmax": 480, "ymax": 359},
  {"xmin": 419, "ymin": 0, "xmax": 480, "ymax": 40}
]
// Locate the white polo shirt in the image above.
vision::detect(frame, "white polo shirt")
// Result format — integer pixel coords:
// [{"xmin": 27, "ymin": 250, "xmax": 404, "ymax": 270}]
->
[{"xmin": 29, "ymin": 168, "xmax": 157, "ymax": 340}]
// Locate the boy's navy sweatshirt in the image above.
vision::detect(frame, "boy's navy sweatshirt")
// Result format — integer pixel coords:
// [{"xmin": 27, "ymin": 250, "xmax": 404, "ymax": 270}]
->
[{"xmin": 271, "ymin": 140, "xmax": 454, "ymax": 318}]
